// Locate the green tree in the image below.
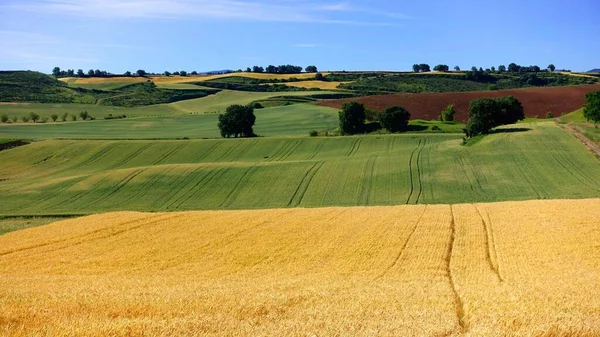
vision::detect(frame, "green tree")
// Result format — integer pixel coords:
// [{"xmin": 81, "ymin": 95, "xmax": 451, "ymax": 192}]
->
[
  {"xmin": 508, "ymin": 63, "xmax": 520, "ymax": 72},
  {"xmin": 315, "ymin": 72, "xmax": 324, "ymax": 81},
  {"xmin": 1, "ymin": 114, "xmax": 8, "ymax": 123},
  {"xmin": 50, "ymin": 113, "xmax": 58, "ymax": 122},
  {"xmin": 252, "ymin": 66, "xmax": 264, "ymax": 73},
  {"xmin": 52, "ymin": 67, "xmax": 61, "ymax": 77},
  {"xmin": 433, "ymin": 64, "xmax": 449, "ymax": 72},
  {"xmin": 79, "ymin": 110, "xmax": 90, "ymax": 120},
  {"xmin": 136, "ymin": 69, "xmax": 147, "ymax": 77},
  {"xmin": 21, "ymin": 115, "xmax": 30, "ymax": 123},
  {"xmin": 164, "ymin": 71, "xmax": 171, "ymax": 76},
  {"xmin": 495, "ymin": 96, "xmax": 524, "ymax": 125},
  {"xmin": 77, "ymin": 69, "xmax": 85, "ymax": 77},
  {"xmin": 338, "ymin": 101, "xmax": 366, "ymax": 135},
  {"xmin": 305, "ymin": 65, "xmax": 318, "ymax": 73},
  {"xmin": 412, "ymin": 64, "xmax": 421, "ymax": 72},
  {"xmin": 180, "ymin": 70, "xmax": 187, "ymax": 76},
  {"xmin": 491, "ymin": 66, "xmax": 496, "ymax": 73},
  {"xmin": 29, "ymin": 112, "xmax": 40, "ymax": 123},
  {"xmin": 61, "ymin": 112, "xmax": 69, "ymax": 122},
  {"xmin": 454, "ymin": 66, "xmax": 460, "ymax": 71},
  {"xmin": 71, "ymin": 114, "xmax": 77, "ymax": 121},
  {"xmin": 218, "ymin": 104, "xmax": 256, "ymax": 138},
  {"xmin": 583, "ymin": 91, "xmax": 600, "ymax": 123},
  {"xmin": 379, "ymin": 106, "xmax": 411, "ymax": 132},
  {"xmin": 191, "ymin": 71, "xmax": 198, "ymax": 75},
  {"xmin": 498, "ymin": 65, "xmax": 506, "ymax": 72},
  {"xmin": 124, "ymin": 71, "xmax": 132, "ymax": 76},
  {"xmin": 67, "ymin": 69, "xmax": 75, "ymax": 77},
  {"xmin": 440, "ymin": 104, "xmax": 455, "ymax": 122},
  {"xmin": 548, "ymin": 64, "xmax": 556, "ymax": 72},
  {"xmin": 465, "ymin": 98, "xmax": 498, "ymax": 137},
  {"xmin": 11, "ymin": 116, "xmax": 17, "ymax": 123},
  {"xmin": 88, "ymin": 69, "xmax": 94, "ymax": 76},
  {"xmin": 419, "ymin": 63, "xmax": 431, "ymax": 72}
]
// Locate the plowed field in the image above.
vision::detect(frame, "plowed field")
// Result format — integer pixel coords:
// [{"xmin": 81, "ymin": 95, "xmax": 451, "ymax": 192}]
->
[
  {"xmin": 318, "ymin": 84, "xmax": 600, "ymax": 122},
  {"xmin": 1, "ymin": 199, "xmax": 599, "ymax": 336}
]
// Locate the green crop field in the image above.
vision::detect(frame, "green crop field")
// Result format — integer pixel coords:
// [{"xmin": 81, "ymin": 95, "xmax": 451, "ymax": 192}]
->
[
  {"xmin": 0, "ymin": 103, "xmax": 340, "ymax": 139},
  {"xmin": 1, "ymin": 122, "xmax": 598, "ymax": 216}
]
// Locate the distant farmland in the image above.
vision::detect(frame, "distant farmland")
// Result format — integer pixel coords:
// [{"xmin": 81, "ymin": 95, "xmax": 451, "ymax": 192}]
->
[
  {"xmin": 1, "ymin": 198, "xmax": 598, "ymax": 336},
  {"xmin": 1, "ymin": 123, "xmax": 599, "ymax": 215},
  {"xmin": 319, "ymin": 84, "xmax": 600, "ymax": 121}
]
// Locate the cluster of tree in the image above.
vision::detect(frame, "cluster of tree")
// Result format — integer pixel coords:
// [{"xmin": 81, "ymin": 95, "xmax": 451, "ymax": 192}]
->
[
  {"xmin": 464, "ymin": 96, "xmax": 524, "ymax": 137},
  {"xmin": 52, "ymin": 67, "xmax": 150, "ymax": 78},
  {"xmin": 338, "ymin": 102, "xmax": 411, "ymax": 135},
  {"xmin": 218, "ymin": 104, "xmax": 256, "ymax": 138},
  {"xmin": 584, "ymin": 91, "xmax": 600, "ymax": 123},
  {"xmin": 163, "ymin": 71, "xmax": 198, "ymax": 76},
  {"xmin": 246, "ymin": 65, "xmax": 317, "ymax": 74},
  {"xmin": 412, "ymin": 64, "xmax": 431, "ymax": 72},
  {"xmin": 433, "ymin": 64, "xmax": 450, "ymax": 72},
  {"xmin": 466, "ymin": 63, "xmax": 556, "ymax": 74},
  {"xmin": 0, "ymin": 110, "xmax": 93, "ymax": 123}
]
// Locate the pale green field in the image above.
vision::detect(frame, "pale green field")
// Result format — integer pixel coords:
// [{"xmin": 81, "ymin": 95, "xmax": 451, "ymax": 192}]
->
[
  {"xmin": 0, "ymin": 104, "xmax": 339, "ymax": 139},
  {"xmin": 1, "ymin": 122, "xmax": 598, "ymax": 216}
]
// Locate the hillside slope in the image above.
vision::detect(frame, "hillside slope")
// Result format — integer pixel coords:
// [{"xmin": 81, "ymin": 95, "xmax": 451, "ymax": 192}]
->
[{"xmin": 1, "ymin": 199, "xmax": 599, "ymax": 336}]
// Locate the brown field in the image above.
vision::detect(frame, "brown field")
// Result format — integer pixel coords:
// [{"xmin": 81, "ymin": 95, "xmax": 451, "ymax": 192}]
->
[
  {"xmin": 318, "ymin": 84, "xmax": 600, "ymax": 122},
  {"xmin": 1, "ymin": 199, "xmax": 599, "ymax": 336}
]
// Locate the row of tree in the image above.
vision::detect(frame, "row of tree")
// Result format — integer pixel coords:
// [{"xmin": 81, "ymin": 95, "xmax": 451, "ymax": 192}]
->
[
  {"xmin": 0, "ymin": 111, "xmax": 93, "ymax": 123},
  {"xmin": 245, "ymin": 65, "xmax": 318, "ymax": 74},
  {"xmin": 412, "ymin": 63, "xmax": 558, "ymax": 73},
  {"xmin": 52, "ymin": 67, "xmax": 151, "ymax": 78}
]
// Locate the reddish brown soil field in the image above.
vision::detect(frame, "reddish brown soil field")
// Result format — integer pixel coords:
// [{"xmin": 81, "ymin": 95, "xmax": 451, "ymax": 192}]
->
[{"xmin": 318, "ymin": 85, "xmax": 600, "ymax": 122}]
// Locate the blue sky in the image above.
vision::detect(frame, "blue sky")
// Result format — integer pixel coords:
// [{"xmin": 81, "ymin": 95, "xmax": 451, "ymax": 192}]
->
[{"xmin": 1, "ymin": 0, "xmax": 599, "ymax": 73}]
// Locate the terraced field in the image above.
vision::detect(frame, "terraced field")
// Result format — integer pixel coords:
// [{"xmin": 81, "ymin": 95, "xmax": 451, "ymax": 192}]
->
[
  {"xmin": 1, "ymin": 198, "xmax": 598, "ymax": 336},
  {"xmin": 1, "ymin": 122, "xmax": 599, "ymax": 215}
]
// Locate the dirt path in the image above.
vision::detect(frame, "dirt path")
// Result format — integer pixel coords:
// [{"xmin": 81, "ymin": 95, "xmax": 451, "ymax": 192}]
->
[{"xmin": 559, "ymin": 123, "xmax": 600, "ymax": 158}]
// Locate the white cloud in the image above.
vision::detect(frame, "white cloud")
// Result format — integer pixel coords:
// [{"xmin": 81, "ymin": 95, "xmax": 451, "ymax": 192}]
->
[{"xmin": 8, "ymin": 0, "xmax": 406, "ymax": 25}]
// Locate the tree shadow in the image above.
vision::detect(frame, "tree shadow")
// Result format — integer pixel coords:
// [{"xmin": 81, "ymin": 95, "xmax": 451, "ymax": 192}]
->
[
  {"xmin": 405, "ymin": 125, "xmax": 428, "ymax": 132},
  {"xmin": 490, "ymin": 127, "xmax": 531, "ymax": 134}
]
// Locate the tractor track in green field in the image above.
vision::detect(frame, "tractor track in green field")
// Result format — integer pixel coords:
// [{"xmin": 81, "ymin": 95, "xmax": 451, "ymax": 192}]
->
[
  {"xmin": 158, "ymin": 166, "xmax": 204, "ymax": 209},
  {"xmin": 268, "ymin": 139, "xmax": 301, "ymax": 162},
  {"xmin": 110, "ymin": 143, "xmax": 153, "ymax": 169},
  {"xmin": 93, "ymin": 168, "xmax": 149, "ymax": 205},
  {"xmin": 219, "ymin": 164, "xmax": 260, "ymax": 208},
  {"xmin": 197, "ymin": 141, "xmax": 224, "ymax": 162},
  {"xmin": 357, "ymin": 155, "xmax": 377, "ymax": 205},
  {"xmin": 306, "ymin": 141, "xmax": 325, "ymax": 160},
  {"xmin": 168, "ymin": 167, "xmax": 228, "ymax": 209},
  {"xmin": 215, "ymin": 140, "xmax": 244, "ymax": 162},
  {"xmin": 406, "ymin": 139, "xmax": 426, "ymax": 204},
  {"xmin": 279, "ymin": 139, "xmax": 303, "ymax": 161},
  {"xmin": 537, "ymin": 133, "xmax": 600, "ymax": 192},
  {"xmin": 287, "ymin": 161, "xmax": 325, "ymax": 207},
  {"xmin": 151, "ymin": 143, "xmax": 186, "ymax": 165},
  {"xmin": 345, "ymin": 138, "xmax": 363, "ymax": 157}
]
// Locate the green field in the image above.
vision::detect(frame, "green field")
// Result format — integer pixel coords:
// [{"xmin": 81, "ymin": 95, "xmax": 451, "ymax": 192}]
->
[
  {"xmin": 0, "ymin": 103, "xmax": 339, "ymax": 139},
  {"xmin": 1, "ymin": 122, "xmax": 598, "ymax": 216}
]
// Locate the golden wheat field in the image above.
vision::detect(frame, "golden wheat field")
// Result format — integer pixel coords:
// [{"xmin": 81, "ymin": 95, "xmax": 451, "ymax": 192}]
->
[{"xmin": 1, "ymin": 199, "xmax": 599, "ymax": 336}]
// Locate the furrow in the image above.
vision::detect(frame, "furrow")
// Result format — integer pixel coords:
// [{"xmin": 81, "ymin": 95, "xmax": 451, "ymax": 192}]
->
[{"xmin": 447, "ymin": 204, "xmax": 469, "ymax": 333}]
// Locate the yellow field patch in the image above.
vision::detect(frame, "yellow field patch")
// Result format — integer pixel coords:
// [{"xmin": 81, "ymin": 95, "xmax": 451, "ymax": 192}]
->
[
  {"xmin": 1, "ymin": 199, "xmax": 599, "ymax": 336},
  {"xmin": 282, "ymin": 80, "xmax": 351, "ymax": 90},
  {"xmin": 59, "ymin": 77, "xmax": 147, "ymax": 84}
]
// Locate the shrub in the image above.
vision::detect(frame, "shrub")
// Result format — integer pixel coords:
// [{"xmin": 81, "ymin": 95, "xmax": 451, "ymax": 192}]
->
[
  {"xmin": 50, "ymin": 113, "xmax": 58, "ymax": 122},
  {"xmin": 61, "ymin": 112, "xmax": 68, "ymax": 122},
  {"xmin": 546, "ymin": 111, "xmax": 554, "ymax": 119},
  {"xmin": 248, "ymin": 101, "xmax": 264, "ymax": 109},
  {"xmin": 315, "ymin": 72, "xmax": 324, "ymax": 81},
  {"xmin": 70, "ymin": 114, "xmax": 77, "ymax": 121},
  {"xmin": 309, "ymin": 130, "xmax": 318, "ymax": 137},
  {"xmin": 29, "ymin": 112, "xmax": 40, "ymax": 122},
  {"xmin": 40, "ymin": 117, "xmax": 49, "ymax": 123},
  {"xmin": 79, "ymin": 110, "xmax": 90, "ymax": 120},
  {"xmin": 379, "ymin": 106, "xmax": 411, "ymax": 132},
  {"xmin": 431, "ymin": 125, "xmax": 441, "ymax": 131},
  {"xmin": 11, "ymin": 116, "xmax": 17, "ymax": 123},
  {"xmin": 338, "ymin": 101, "xmax": 366, "ymax": 135},
  {"xmin": 364, "ymin": 108, "xmax": 380, "ymax": 122},
  {"xmin": 440, "ymin": 104, "xmax": 455, "ymax": 122},
  {"xmin": 21, "ymin": 115, "xmax": 30, "ymax": 123},
  {"xmin": 0, "ymin": 114, "xmax": 8, "ymax": 123}
]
